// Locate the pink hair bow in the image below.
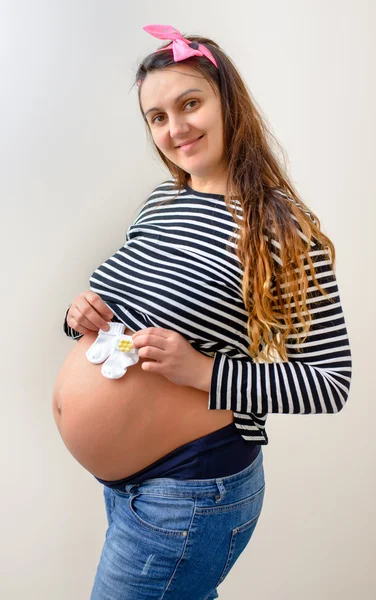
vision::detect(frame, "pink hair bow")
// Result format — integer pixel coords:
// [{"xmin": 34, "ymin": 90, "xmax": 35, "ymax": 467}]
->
[{"xmin": 138, "ymin": 24, "xmax": 218, "ymax": 87}]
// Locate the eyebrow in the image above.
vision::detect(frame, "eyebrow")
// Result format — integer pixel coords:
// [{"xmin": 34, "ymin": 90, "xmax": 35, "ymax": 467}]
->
[{"xmin": 143, "ymin": 88, "xmax": 204, "ymax": 118}]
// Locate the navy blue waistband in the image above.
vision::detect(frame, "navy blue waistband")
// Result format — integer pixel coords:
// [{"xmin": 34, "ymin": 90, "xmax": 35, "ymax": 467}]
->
[{"xmin": 94, "ymin": 422, "xmax": 261, "ymax": 490}]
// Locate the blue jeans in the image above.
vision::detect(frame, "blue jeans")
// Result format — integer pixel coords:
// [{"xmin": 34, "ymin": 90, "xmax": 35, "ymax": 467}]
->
[{"xmin": 90, "ymin": 447, "xmax": 265, "ymax": 599}]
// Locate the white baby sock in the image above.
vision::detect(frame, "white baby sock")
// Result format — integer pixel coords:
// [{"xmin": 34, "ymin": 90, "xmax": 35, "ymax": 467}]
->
[
  {"xmin": 85, "ymin": 322, "xmax": 125, "ymax": 364},
  {"xmin": 101, "ymin": 334, "xmax": 140, "ymax": 379}
]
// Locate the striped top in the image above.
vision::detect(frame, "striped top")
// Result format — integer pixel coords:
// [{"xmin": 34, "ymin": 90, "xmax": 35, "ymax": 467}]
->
[{"xmin": 63, "ymin": 178, "xmax": 352, "ymax": 444}]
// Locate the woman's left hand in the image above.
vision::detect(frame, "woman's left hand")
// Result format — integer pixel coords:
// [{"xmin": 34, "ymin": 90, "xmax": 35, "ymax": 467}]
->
[{"xmin": 131, "ymin": 327, "xmax": 207, "ymax": 388}]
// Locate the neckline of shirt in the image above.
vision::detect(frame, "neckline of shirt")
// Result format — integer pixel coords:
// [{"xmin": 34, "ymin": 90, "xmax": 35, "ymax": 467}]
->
[
  {"xmin": 183, "ymin": 182, "xmax": 226, "ymax": 200},
  {"xmin": 182, "ymin": 182, "xmax": 295, "ymax": 209}
]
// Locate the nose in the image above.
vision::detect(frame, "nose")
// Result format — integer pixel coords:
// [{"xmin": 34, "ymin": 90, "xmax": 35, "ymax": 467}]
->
[{"xmin": 168, "ymin": 114, "xmax": 190, "ymax": 145}]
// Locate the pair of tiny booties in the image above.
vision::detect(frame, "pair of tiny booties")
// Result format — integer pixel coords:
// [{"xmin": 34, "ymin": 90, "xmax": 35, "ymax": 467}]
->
[{"xmin": 85, "ymin": 322, "xmax": 139, "ymax": 379}]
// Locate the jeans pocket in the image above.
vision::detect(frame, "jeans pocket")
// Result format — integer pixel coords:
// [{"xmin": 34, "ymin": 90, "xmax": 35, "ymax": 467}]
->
[
  {"xmin": 216, "ymin": 485, "xmax": 265, "ymax": 586},
  {"xmin": 128, "ymin": 492, "xmax": 195, "ymax": 537}
]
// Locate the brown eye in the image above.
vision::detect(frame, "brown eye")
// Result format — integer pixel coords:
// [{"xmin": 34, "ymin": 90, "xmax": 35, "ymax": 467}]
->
[{"xmin": 151, "ymin": 100, "xmax": 199, "ymax": 124}]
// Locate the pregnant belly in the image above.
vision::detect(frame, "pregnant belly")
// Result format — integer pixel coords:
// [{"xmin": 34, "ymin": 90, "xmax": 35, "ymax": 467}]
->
[{"xmin": 53, "ymin": 328, "xmax": 233, "ymax": 480}]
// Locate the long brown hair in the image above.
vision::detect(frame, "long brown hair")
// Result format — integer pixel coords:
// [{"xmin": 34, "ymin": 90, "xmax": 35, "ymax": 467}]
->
[{"xmin": 132, "ymin": 33, "xmax": 336, "ymax": 362}]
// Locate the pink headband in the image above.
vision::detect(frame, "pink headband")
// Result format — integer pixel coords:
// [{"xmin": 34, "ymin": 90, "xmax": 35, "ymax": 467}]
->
[{"xmin": 137, "ymin": 24, "xmax": 218, "ymax": 87}]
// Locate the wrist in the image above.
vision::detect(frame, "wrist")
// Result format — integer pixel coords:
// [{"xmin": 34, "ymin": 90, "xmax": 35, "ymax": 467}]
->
[{"xmin": 192, "ymin": 354, "xmax": 214, "ymax": 393}]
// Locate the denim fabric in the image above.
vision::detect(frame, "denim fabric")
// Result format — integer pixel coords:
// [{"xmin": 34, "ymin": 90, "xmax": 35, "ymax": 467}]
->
[{"xmin": 90, "ymin": 447, "xmax": 265, "ymax": 599}]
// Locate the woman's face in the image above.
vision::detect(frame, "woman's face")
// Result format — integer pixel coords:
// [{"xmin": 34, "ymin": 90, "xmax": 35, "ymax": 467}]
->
[{"xmin": 139, "ymin": 64, "xmax": 226, "ymax": 180}]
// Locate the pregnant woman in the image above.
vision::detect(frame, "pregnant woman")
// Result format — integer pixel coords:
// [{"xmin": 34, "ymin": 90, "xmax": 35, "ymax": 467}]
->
[{"xmin": 52, "ymin": 24, "xmax": 352, "ymax": 600}]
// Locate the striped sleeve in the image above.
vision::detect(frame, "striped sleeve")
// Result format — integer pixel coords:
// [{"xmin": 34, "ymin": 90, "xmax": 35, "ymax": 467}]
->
[
  {"xmin": 63, "ymin": 302, "xmax": 84, "ymax": 340},
  {"xmin": 208, "ymin": 232, "xmax": 352, "ymax": 415}
]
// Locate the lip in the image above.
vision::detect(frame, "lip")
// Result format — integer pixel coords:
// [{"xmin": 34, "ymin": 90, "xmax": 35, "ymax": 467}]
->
[{"xmin": 176, "ymin": 135, "xmax": 204, "ymax": 150}]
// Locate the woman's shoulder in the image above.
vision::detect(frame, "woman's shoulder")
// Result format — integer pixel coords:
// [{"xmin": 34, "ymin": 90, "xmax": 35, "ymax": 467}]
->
[{"xmin": 270, "ymin": 187, "xmax": 318, "ymax": 226}]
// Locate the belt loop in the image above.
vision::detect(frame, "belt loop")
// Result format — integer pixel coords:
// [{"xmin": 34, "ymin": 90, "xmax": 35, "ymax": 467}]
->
[
  {"xmin": 214, "ymin": 479, "xmax": 226, "ymax": 503},
  {"xmin": 125, "ymin": 483, "xmax": 139, "ymax": 494}
]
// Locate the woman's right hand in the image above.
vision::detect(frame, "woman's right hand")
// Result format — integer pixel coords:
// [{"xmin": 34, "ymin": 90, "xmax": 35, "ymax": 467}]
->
[{"xmin": 66, "ymin": 291, "xmax": 114, "ymax": 336}]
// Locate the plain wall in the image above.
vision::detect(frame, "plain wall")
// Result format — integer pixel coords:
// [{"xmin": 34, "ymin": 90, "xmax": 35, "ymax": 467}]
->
[{"xmin": 1, "ymin": 0, "xmax": 374, "ymax": 598}]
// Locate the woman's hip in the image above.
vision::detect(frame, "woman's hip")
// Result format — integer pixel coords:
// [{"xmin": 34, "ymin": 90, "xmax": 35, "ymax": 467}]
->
[{"xmin": 91, "ymin": 448, "xmax": 265, "ymax": 599}]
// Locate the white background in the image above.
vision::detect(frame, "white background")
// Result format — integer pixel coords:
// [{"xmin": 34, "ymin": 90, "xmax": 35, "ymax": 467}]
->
[{"xmin": 0, "ymin": 0, "xmax": 373, "ymax": 598}]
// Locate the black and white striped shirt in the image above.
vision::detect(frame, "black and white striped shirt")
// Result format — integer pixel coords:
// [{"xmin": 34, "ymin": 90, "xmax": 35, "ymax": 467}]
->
[{"xmin": 63, "ymin": 179, "xmax": 352, "ymax": 444}]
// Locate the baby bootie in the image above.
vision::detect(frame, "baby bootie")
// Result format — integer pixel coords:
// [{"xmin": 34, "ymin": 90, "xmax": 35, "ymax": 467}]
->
[
  {"xmin": 85, "ymin": 322, "xmax": 125, "ymax": 364},
  {"xmin": 101, "ymin": 334, "xmax": 139, "ymax": 379}
]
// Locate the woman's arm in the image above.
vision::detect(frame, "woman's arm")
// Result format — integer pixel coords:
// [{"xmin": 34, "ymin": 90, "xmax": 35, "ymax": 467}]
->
[{"xmin": 208, "ymin": 233, "xmax": 352, "ymax": 415}]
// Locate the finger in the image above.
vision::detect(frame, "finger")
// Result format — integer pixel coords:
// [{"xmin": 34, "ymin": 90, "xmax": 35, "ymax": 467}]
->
[
  {"xmin": 137, "ymin": 346, "xmax": 163, "ymax": 361},
  {"xmin": 68, "ymin": 306, "xmax": 97, "ymax": 333},
  {"xmin": 71, "ymin": 302, "xmax": 110, "ymax": 333},
  {"xmin": 82, "ymin": 295, "xmax": 113, "ymax": 331},
  {"xmin": 132, "ymin": 334, "xmax": 165, "ymax": 349},
  {"xmin": 87, "ymin": 291, "xmax": 114, "ymax": 321},
  {"xmin": 66, "ymin": 313, "xmax": 94, "ymax": 336}
]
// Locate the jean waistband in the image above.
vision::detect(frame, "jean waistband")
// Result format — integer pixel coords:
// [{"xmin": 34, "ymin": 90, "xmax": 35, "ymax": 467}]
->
[{"xmin": 114, "ymin": 446, "xmax": 263, "ymax": 499}]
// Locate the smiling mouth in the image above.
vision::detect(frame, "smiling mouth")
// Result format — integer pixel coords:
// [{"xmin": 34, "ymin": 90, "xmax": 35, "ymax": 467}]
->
[{"xmin": 177, "ymin": 135, "xmax": 205, "ymax": 149}]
